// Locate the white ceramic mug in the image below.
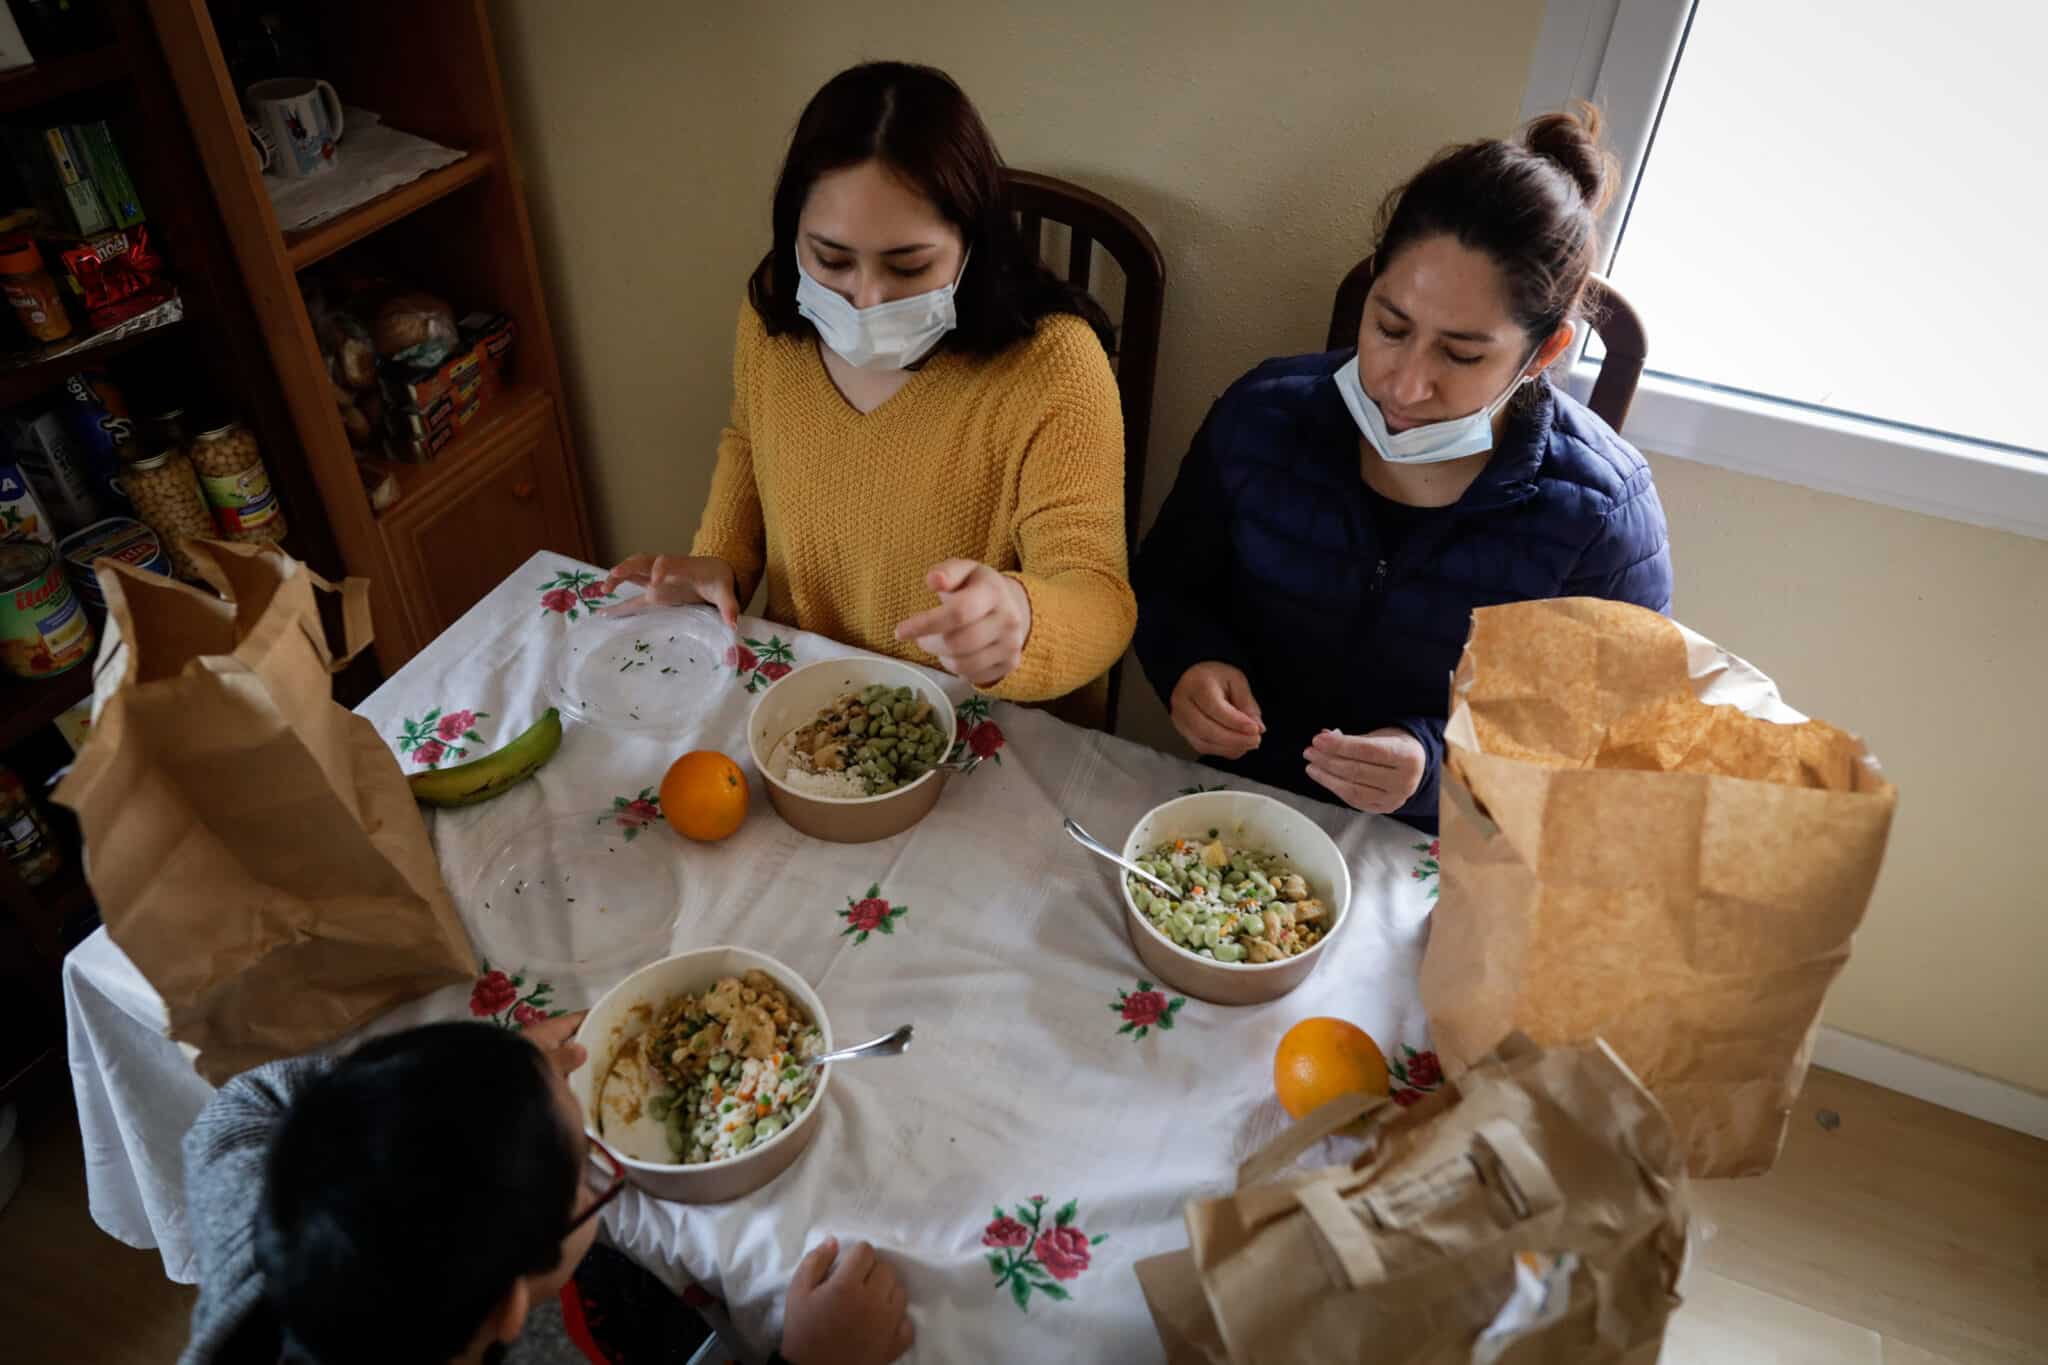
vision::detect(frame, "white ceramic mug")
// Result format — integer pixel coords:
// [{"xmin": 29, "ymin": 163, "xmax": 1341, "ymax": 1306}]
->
[{"xmin": 245, "ymin": 77, "xmax": 343, "ymax": 178}]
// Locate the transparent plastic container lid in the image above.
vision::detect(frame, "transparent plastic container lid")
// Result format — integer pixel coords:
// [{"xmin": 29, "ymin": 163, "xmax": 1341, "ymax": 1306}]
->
[
  {"xmin": 549, "ymin": 607, "xmax": 733, "ymax": 734},
  {"xmin": 465, "ymin": 811, "xmax": 684, "ymax": 981}
]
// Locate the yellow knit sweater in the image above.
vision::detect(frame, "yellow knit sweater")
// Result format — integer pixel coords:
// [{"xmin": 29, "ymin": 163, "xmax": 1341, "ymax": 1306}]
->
[{"xmin": 691, "ymin": 301, "xmax": 1136, "ymax": 710}]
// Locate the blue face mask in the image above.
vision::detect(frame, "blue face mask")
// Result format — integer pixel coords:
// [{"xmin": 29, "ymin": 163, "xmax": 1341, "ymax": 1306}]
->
[
  {"xmin": 1333, "ymin": 353, "xmax": 1536, "ymax": 465},
  {"xmin": 795, "ymin": 250, "xmax": 969, "ymax": 370}
]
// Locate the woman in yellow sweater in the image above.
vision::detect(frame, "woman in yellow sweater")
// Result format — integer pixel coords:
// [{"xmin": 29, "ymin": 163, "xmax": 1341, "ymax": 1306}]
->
[{"xmin": 604, "ymin": 62, "xmax": 1136, "ymax": 718}]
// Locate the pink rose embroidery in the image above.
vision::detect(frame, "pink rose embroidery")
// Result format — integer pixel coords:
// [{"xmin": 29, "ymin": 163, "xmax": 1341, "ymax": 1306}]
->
[
  {"xmin": 1119, "ymin": 990, "xmax": 1168, "ymax": 1029},
  {"xmin": 981, "ymin": 1194, "xmax": 1106, "ymax": 1309},
  {"xmin": 839, "ymin": 884, "xmax": 907, "ymax": 944},
  {"xmin": 1033, "ymin": 1225, "xmax": 1092, "ymax": 1282},
  {"xmin": 967, "ymin": 720, "xmax": 1005, "ymax": 759},
  {"xmin": 982, "ymin": 1216, "xmax": 1031, "ymax": 1249},
  {"xmin": 1391, "ymin": 1087, "xmax": 1426, "ymax": 1107},
  {"xmin": 411, "ymin": 738, "xmax": 446, "ymax": 767},
  {"xmin": 758, "ymin": 660, "xmax": 791, "ymax": 682},
  {"xmin": 1110, "ymin": 980, "xmax": 1185, "ymax": 1040},
  {"xmin": 1428, "ymin": 839, "xmax": 1440, "ymax": 858},
  {"xmin": 620, "ymin": 798, "xmax": 658, "ymax": 826},
  {"xmin": 725, "ymin": 643, "xmax": 758, "ymax": 673},
  {"xmin": 512, "ymin": 1003, "xmax": 547, "ymax": 1027},
  {"xmin": 470, "ymin": 970, "xmax": 517, "ymax": 1017},
  {"xmin": 1404, "ymin": 1050, "xmax": 1443, "ymax": 1089},
  {"xmin": 540, "ymin": 587, "xmax": 578, "ymax": 614},
  {"xmin": 580, "ymin": 581, "xmax": 608, "ymax": 600},
  {"xmin": 436, "ymin": 709, "xmax": 479, "ymax": 742}
]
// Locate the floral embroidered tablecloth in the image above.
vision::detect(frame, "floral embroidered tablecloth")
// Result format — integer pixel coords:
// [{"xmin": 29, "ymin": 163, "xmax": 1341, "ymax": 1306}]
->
[{"xmin": 61, "ymin": 551, "xmax": 1443, "ymax": 1363}]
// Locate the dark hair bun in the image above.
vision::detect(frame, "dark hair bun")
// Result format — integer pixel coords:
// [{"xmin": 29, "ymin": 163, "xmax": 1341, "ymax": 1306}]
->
[{"xmin": 1522, "ymin": 101, "xmax": 1614, "ymax": 214}]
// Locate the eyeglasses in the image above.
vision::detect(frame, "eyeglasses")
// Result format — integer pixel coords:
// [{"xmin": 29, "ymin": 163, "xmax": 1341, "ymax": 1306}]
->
[{"xmin": 566, "ymin": 1138, "xmax": 627, "ymax": 1236}]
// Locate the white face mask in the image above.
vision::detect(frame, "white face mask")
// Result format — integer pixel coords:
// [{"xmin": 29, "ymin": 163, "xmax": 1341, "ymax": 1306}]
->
[
  {"xmin": 1333, "ymin": 353, "xmax": 1536, "ymax": 465},
  {"xmin": 795, "ymin": 249, "xmax": 968, "ymax": 370}
]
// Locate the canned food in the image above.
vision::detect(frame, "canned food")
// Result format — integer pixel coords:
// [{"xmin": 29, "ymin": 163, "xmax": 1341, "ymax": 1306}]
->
[
  {"xmin": 58, "ymin": 368, "xmax": 140, "ymax": 513},
  {"xmin": 0, "ymin": 764, "xmax": 62, "ymax": 886},
  {"xmin": 0, "ymin": 540, "xmax": 95, "ymax": 678},
  {"xmin": 190, "ymin": 421, "xmax": 287, "ymax": 544},
  {"xmin": 60, "ymin": 517, "xmax": 171, "ymax": 610}
]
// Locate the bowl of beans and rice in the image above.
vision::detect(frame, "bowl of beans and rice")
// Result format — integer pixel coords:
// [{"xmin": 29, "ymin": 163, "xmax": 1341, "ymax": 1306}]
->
[
  {"xmin": 570, "ymin": 947, "xmax": 835, "ymax": 1203},
  {"xmin": 747, "ymin": 657, "xmax": 957, "ymax": 844},
  {"xmin": 1118, "ymin": 791, "xmax": 1353, "ymax": 1005}
]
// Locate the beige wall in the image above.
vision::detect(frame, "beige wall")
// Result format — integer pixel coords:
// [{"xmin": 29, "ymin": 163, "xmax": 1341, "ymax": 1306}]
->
[
  {"xmin": 1647, "ymin": 456, "xmax": 2048, "ymax": 1093},
  {"xmin": 492, "ymin": 4, "xmax": 2044, "ymax": 1092}
]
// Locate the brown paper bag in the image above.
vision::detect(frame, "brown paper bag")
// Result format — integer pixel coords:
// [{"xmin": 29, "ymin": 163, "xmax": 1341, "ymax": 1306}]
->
[
  {"xmin": 53, "ymin": 541, "xmax": 476, "ymax": 1083},
  {"xmin": 1422, "ymin": 598, "xmax": 1897, "ymax": 1177},
  {"xmin": 1136, "ymin": 1034, "xmax": 1688, "ymax": 1364}
]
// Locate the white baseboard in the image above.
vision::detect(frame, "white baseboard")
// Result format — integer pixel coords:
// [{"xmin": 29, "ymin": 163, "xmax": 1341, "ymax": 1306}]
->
[{"xmin": 1813, "ymin": 1027, "xmax": 2048, "ymax": 1141}]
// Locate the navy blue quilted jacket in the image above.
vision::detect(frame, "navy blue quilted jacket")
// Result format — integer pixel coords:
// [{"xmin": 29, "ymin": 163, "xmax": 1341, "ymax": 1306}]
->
[{"xmin": 1134, "ymin": 350, "xmax": 1672, "ymax": 832}]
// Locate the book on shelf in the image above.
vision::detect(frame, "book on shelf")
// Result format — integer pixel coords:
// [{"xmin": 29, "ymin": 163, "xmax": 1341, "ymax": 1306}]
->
[
  {"xmin": 42, "ymin": 126, "xmax": 110, "ymax": 236},
  {"xmin": 73, "ymin": 121, "xmax": 141, "ymax": 228}
]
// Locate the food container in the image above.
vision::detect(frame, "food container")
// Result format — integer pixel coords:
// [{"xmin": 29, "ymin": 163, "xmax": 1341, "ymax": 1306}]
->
[
  {"xmin": 0, "ymin": 235, "xmax": 72, "ymax": 342},
  {"xmin": 1118, "ymin": 791, "xmax": 1353, "ymax": 1006},
  {"xmin": 190, "ymin": 421, "xmax": 287, "ymax": 544},
  {"xmin": 6, "ymin": 408, "xmax": 101, "ymax": 534},
  {"xmin": 570, "ymin": 947, "xmax": 834, "ymax": 1204},
  {"xmin": 0, "ymin": 461, "xmax": 55, "ymax": 545},
  {"xmin": 120, "ymin": 448, "xmax": 213, "ymax": 578},
  {"xmin": 0, "ymin": 764, "xmax": 62, "ymax": 886},
  {"xmin": 59, "ymin": 517, "xmax": 170, "ymax": 609},
  {"xmin": 0, "ymin": 540, "xmax": 94, "ymax": 678},
  {"xmin": 747, "ymin": 657, "xmax": 955, "ymax": 844}
]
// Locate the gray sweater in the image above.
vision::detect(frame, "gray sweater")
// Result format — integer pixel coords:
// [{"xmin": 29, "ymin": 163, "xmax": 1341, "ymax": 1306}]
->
[{"xmin": 178, "ymin": 1057, "xmax": 580, "ymax": 1365}]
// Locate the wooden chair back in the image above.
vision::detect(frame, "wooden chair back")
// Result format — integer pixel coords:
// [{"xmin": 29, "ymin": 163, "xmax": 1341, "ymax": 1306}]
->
[
  {"xmin": 1325, "ymin": 262, "xmax": 1648, "ymax": 430},
  {"xmin": 1005, "ymin": 169, "xmax": 1166, "ymax": 732}
]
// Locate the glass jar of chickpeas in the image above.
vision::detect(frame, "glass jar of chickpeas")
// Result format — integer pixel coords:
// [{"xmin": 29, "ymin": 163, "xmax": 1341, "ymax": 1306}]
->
[
  {"xmin": 121, "ymin": 448, "xmax": 214, "ymax": 580},
  {"xmin": 190, "ymin": 421, "xmax": 288, "ymax": 545}
]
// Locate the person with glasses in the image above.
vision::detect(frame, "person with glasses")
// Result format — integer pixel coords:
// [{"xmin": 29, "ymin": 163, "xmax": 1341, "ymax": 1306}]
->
[{"xmin": 177, "ymin": 1014, "xmax": 912, "ymax": 1365}]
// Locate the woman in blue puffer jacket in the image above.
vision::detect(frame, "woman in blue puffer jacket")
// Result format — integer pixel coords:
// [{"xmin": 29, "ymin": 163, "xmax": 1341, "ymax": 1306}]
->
[{"xmin": 1135, "ymin": 105, "xmax": 1671, "ymax": 832}]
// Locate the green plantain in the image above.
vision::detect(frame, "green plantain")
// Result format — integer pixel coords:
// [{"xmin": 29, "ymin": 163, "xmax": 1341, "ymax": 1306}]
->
[{"xmin": 408, "ymin": 708, "xmax": 563, "ymax": 807}]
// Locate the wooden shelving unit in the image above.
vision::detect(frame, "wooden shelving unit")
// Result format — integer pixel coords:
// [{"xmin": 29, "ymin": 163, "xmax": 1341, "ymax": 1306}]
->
[
  {"xmin": 0, "ymin": 667, "xmax": 92, "ymax": 752},
  {"xmin": 282, "ymin": 150, "xmax": 494, "ymax": 269},
  {"xmin": 0, "ymin": 295, "xmax": 185, "ymax": 407},
  {"xmin": 0, "ymin": 44, "xmax": 130, "ymax": 114},
  {"xmin": 367, "ymin": 382, "xmax": 548, "ymax": 512}
]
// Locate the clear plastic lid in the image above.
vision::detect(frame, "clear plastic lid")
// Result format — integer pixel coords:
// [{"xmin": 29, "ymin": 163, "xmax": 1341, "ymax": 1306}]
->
[
  {"xmin": 464, "ymin": 811, "xmax": 685, "ymax": 984},
  {"xmin": 549, "ymin": 606, "xmax": 735, "ymax": 734}
]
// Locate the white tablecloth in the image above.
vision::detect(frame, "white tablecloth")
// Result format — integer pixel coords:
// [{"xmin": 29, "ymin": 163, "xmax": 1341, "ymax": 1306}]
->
[{"xmin": 62, "ymin": 551, "xmax": 1445, "ymax": 1362}]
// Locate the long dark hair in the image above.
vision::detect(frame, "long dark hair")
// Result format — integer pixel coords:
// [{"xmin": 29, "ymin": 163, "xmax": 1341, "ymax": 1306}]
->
[
  {"xmin": 747, "ymin": 61, "xmax": 1113, "ymax": 357},
  {"xmin": 1368, "ymin": 101, "xmax": 1616, "ymax": 348},
  {"xmin": 255, "ymin": 1023, "xmax": 581, "ymax": 1365}
]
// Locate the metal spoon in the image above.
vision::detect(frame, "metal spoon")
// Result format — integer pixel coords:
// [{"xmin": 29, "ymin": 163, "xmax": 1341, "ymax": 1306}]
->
[
  {"xmin": 1063, "ymin": 817, "xmax": 1178, "ymax": 898},
  {"xmin": 808, "ymin": 1024, "xmax": 914, "ymax": 1070}
]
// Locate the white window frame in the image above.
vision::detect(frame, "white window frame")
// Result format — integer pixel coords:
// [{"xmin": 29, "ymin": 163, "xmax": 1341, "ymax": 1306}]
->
[{"xmin": 1523, "ymin": 0, "xmax": 2048, "ymax": 542}]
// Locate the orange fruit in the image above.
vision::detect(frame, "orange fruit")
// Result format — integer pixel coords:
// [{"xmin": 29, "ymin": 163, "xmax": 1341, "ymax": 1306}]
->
[
  {"xmin": 1272, "ymin": 1017, "xmax": 1389, "ymax": 1120},
  {"xmin": 660, "ymin": 751, "xmax": 749, "ymax": 842}
]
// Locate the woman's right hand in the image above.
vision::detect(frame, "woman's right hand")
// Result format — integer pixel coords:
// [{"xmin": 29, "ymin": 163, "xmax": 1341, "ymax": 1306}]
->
[
  {"xmin": 1170, "ymin": 661, "xmax": 1265, "ymax": 759},
  {"xmin": 598, "ymin": 554, "xmax": 740, "ymax": 626},
  {"xmin": 781, "ymin": 1236, "xmax": 914, "ymax": 1365}
]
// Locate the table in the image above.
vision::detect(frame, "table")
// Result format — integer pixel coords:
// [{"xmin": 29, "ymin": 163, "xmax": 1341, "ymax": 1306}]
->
[{"xmin": 62, "ymin": 551, "xmax": 1444, "ymax": 1363}]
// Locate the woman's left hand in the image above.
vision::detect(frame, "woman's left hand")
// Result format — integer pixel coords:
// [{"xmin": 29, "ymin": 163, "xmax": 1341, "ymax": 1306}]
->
[
  {"xmin": 1304, "ymin": 728, "xmax": 1426, "ymax": 815},
  {"xmin": 894, "ymin": 559, "xmax": 1032, "ymax": 687}
]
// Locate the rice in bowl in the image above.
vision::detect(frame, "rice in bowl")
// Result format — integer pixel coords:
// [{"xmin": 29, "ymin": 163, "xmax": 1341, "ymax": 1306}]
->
[{"xmin": 596, "ymin": 970, "xmax": 824, "ymax": 1165}]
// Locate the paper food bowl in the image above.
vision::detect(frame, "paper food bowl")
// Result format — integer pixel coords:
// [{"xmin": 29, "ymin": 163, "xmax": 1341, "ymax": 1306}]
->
[
  {"xmin": 747, "ymin": 657, "xmax": 955, "ymax": 844},
  {"xmin": 1118, "ymin": 791, "xmax": 1353, "ymax": 1006},
  {"xmin": 570, "ymin": 947, "xmax": 833, "ymax": 1203}
]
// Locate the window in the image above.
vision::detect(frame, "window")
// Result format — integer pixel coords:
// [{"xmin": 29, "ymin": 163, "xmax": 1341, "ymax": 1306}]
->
[{"xmin": 1526, "ymin": 0, "xmax": 2048, "ymax": 538}]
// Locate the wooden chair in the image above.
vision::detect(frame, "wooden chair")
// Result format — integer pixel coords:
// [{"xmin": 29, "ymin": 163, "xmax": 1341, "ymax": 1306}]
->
[
  {"xmin": 1005, "ymin": 169, "xmax": 1166, "ymax": 733},
  {"xmin": 1325, "ymin": 262, "xmax": 1648, "ymax": 431}
]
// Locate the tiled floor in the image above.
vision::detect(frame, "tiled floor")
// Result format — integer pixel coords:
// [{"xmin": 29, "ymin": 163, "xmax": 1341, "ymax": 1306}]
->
[{"xmin": 1, "ymin": 1066, "xmax": 2041, "ymax": 1362}]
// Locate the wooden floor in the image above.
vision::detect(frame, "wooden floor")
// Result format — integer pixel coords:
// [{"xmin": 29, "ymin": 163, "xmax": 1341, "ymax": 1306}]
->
[
  {"xmin": 0, "ymin": 1096, "xmax": 195, "ymax": 1365},
  {"xmin": 0, "ymin": 1068, "xmax": 2042, "ymax": 1362}
]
